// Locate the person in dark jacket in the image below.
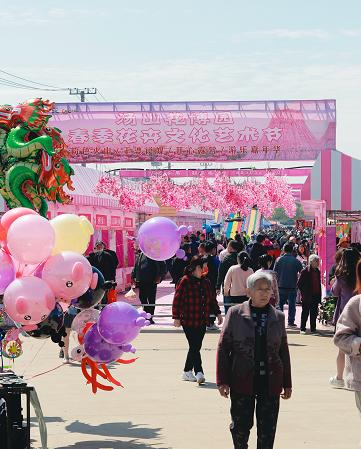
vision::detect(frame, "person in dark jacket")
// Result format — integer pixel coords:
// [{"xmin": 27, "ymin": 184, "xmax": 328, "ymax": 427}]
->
[
  {"xmin": 216, "ymin": 240, "xmax": 240, "ymax": 293},
  {"xmin": 297, "ymin": 254, "xmax": 322, "ymax": 334},
  {"xmin": 249, "ymin": 234, "xmax": 268, "ymax": 271},
  {"xmin": 171, "ymin": 244, "xmax": 192, "ymax": 286},
  {"xmin": 190, "ymin": 234, "xmax": 200, "ymax": 256},
  {"xmin": 217, "ymin": 271, "xmax": 292, "ymax": 449},
  {"xmin": 274, "ymin": 243, "xmax": 303, "ymax": 327},
  {"xmin": 173, "ymin": 256, "xmax": 223, "ymax": 384},
  {"xmin": 205, "ymin": 240, "xmax": 220, "ymax": 330},
  {"xmin": 87, "ymin": 241, "xmax": 118, "ymax": 281},
  {"xmin": 131, "ymin": 252, "xmax": 166, "ymax": 324}
]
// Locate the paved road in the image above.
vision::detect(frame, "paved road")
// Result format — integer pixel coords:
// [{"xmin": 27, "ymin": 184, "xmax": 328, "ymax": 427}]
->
[{"xmin": 9, "ymin": 281, "xmax": 360, "ymax": 448}]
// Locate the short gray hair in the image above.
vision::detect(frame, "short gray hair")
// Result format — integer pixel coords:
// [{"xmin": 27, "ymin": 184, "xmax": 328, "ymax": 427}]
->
[
  {"xmin": 246, "ymin": 271, "xmax": 273, "ymax": 289},
  {"xmin": 308, "ymin": 254, "xmax": 319, "ymax": 266}
]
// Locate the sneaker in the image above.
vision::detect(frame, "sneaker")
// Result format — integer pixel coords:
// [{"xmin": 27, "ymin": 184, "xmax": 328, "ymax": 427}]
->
[
  {"xmin": 310, "ymin": 331, "xmax": 320, "ymax": 336},
  {"xmin": 148, "ymin": 318, "xmax": 155, "ymax": 325},
  {"xmin": 59, "ymin": 349, "xmax": 64, "ymax": 358},
  {"xmin": 195, "ymin": 372, "xmax": 206, "ymax": 384},
  {"xmin": 300, "ymin": 330, "xmax": 307, "ymax": 335},
  {"xmin": 287, "ymin": 323, "xmax": 298, "ymax": 328},
  {"xmin": 329, "ymin": 376, "xmax": 345, "ymax": 389},
  {"xmin": 182, "ymin": 371, "xmax": 197, "ymax": 382},
  {"xmin": 206, "ymin": 324, "xmax": 219, "ymax": 331}
]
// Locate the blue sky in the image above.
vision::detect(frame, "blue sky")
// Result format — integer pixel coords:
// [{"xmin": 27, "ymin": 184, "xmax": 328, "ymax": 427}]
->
[{"xmin": 0, "ymin": 0, "xmax": 360, "ymax": 159}]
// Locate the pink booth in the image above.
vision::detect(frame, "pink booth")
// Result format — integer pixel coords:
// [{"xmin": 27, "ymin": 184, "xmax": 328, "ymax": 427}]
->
[{"xmin": 301, "ymin": 149, "xmax": 361, "ymax": 289}]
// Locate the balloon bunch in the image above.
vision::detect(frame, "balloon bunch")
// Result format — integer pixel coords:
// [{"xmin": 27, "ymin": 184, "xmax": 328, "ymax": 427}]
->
[
  {"xmin": 69, "ymin": 302, "xmax": 150, "ymax": 393},
  {"xmin": 0, "ymin": 207, "xmax": 149, "ymax": 394},
  {"xmin": 0, "ymin": 207, "xmax": 95, "ymax": 351}
]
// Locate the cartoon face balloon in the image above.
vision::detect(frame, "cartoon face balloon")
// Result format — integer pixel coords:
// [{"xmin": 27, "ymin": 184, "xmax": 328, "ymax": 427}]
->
[
  {"xmin": 42, "ymin": 251, "xmax": 97, "ymax": 302},
  {"xmin": 3, "ymin": 277, "xmax": 55, "ymax": 327},
  {"xmin": 97, "ymin": 302, "xmax": 150, "ymax": 345},
  {"xmin": 84, "ymin": 323, "xmax": 124, "ymax": 364},
  {"xmin": 71, "ymin": 267, "xmax": 105, "ymax": 309}
]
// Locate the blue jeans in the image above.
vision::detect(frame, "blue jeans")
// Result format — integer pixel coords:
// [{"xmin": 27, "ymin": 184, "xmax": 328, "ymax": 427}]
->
[{"xmin": 278, "ymin": 288, "xmax": 297, "ymax": 325}]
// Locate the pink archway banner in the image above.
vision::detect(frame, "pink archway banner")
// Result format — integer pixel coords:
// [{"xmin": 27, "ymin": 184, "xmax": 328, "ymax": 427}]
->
[
  {"xmin": 114, "ymin": 168, "xmax": 311, "ymax": 178},
  {"xmin": 50, "ymin": 99, "xmax": 336, "ymax": 164}
]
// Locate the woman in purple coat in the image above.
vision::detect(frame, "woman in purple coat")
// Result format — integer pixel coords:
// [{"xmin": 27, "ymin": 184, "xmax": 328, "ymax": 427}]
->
[{"xmin": 330, "ymin": 248, "xmax": 360, "ymax": 388}]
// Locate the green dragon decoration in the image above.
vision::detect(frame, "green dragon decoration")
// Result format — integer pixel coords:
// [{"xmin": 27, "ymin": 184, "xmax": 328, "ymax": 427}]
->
[{"xmin": 0, "ymin": 98, "xmax": 74, "ymax": 216}]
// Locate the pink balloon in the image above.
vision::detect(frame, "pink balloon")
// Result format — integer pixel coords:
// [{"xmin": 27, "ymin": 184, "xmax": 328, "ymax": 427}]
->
[
  {"xmin": 1, "ymin": 207, "xmax": 38, "ymax": 233},
  {"xmin": 42, "ymin": 251, "xmax": 94, "ymax": 301},
  {"xmin": 0, "ymin": 250, "xmax": 15, "ymax": 294},
  {"xmin": 3, "ymin": 276, "xmax": 55, "ymax": 326},
  {"xmin": 7, "ymin": 215, "xmax": 55, "ymax": 264}
]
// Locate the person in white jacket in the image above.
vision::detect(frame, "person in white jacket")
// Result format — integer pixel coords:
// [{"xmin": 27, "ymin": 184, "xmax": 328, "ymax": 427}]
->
[
  {"xmin": 223, "ymin": 251, "xmax": 253, "ymax": 314},
  {"xmin": 333, "ymin": 259, "xmax": 361, "ymax": 418}
]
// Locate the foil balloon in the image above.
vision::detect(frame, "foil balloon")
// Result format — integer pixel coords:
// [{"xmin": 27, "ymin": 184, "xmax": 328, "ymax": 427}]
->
[
  {"xmin": 71, "ymin": 308, "xmax": 100, "ymax": 334},
  {"xmin": 97, "ymin": 302, "xmax": 150, "ymax": 345},
  {"xmin": 137, "ymin": 216, "xmax": 181, "ymax": 261},
  {"xmin": 84, "ymin": 323, "xmax": 124, "ymax": 364}
]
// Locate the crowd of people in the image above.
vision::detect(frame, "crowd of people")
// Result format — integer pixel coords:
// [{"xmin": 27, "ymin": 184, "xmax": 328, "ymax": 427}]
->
[
  {"xmin": 166, "ymin": 227, "xmax": 361, "ymax": 449},
  {"xmin": 63, "ymin": 228, "xmax": 360, "ymax": 449}
]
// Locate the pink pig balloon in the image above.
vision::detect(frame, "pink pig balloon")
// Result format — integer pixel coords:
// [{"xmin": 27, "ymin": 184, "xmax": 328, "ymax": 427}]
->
[
  {"xmin": 42, "ymin": 251, "xmax": 97, "ymax": 302},
  {"xmin": 3, "ymin": 276, "xmax": 55, "ymax": 327}
]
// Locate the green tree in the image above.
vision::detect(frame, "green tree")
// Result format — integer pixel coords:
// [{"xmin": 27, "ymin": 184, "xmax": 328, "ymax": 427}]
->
[{"xmin": 294, "ymin": 202, "xmax": 305, "ymax": 219}]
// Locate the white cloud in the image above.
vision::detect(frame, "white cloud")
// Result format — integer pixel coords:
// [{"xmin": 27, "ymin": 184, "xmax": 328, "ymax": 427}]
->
[{"xmin": 341, "ymin": 29, "xmax": 361, "ymax": 37}]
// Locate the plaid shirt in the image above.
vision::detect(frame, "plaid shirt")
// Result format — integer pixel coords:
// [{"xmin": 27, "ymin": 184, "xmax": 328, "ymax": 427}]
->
[{"xmin": 172, "ymin": 275, "xmax": 221, "ymax": 328}]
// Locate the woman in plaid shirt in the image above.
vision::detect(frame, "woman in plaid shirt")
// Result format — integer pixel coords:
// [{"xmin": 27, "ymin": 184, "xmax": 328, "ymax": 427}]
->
[{"xmin": 172, "ymin": 256, "xmax": 223, "ymax": 384}]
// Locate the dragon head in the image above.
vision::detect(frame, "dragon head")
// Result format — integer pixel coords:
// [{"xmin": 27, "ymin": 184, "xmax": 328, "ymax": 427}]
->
[
  {"xmin": 11, "ymin": 98, "xmax": 54, "ymax": 131},
  {"xmin": 39, "ymin": 150, "xmax": 75, "ymax": 204},
  {"xmin": 42, "ymin": 125, "xmax": 66, "ymax": 151}
]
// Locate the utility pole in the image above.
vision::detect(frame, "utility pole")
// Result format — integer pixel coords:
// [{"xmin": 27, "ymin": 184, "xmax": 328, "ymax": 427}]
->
[
  {"xmin": 69, "ymin": 88, "xmax": 97, "ymax": 102},
  {"xmin": 69, "ymin": 88, "xmax": 97, "ymax": 167}
]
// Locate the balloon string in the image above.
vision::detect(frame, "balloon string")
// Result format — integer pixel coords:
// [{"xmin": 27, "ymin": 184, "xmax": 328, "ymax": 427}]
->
[{"xmin": 24, "ymin": 363, "xmax": 64, "ymax": 380}]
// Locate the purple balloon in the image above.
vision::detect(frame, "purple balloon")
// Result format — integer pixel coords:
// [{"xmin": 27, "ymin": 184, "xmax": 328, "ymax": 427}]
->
[
  {"xmin": 97, "ymin": 301, "xmax": 148, "ymax": 345},
  {"xmin": 178, "ymin": 225, "xmax": 188, "ymax": 236},
  {"xmin": 84, "ymin": 323, "xmax": 124, "ymax": 363},
  {"xmin": 138, "ymin": 217, "xmax": 181, "ymax": 261},
  {"xmin": 175, "ymin": 248, "xmax": 186, "ymax": 259},
  {"xmin": 0, "ymin": 251, "xmax": 15, "ymax": 294}
]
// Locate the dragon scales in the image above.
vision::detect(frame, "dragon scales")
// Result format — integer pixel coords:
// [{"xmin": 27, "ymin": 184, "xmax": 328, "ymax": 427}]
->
[{"xmin": 0, "ymin": 98, "xmax": 74, "ymax": 217}]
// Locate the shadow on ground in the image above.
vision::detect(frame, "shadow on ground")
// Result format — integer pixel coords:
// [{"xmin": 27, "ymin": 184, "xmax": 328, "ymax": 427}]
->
[
  {"xmin": 65, "ymin": 420, "xmax": 161, "ymax": 440},
  {"xmin": 54, "ymin": 439, "xmax": 167, "ymax": 449},
  {"xmin": 30, "ymin": 416, "xmax": 65, "ymax": 423}
]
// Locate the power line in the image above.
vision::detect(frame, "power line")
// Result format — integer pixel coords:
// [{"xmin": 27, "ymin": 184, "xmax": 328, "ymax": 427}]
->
[
  {"xmin": 0, "ymin": 68, "xmax": 67, "ymax": 90},
  {"xmin": 98, "ymin": 89, "xmax": 108, "ymax": 101},
  {"xmin": 0, "ymin": 77, "xmax": 66, "ymax": 92}
]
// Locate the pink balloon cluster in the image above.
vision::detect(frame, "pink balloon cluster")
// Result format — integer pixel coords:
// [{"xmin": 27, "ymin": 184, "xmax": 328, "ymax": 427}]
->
[
  {"xmin": 0, "ymin": 208, "xmax": 96, "ymax": 331},
  {"xmin": 95, "ymin": 171, "xmax": 296, "ymax": 218}
]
